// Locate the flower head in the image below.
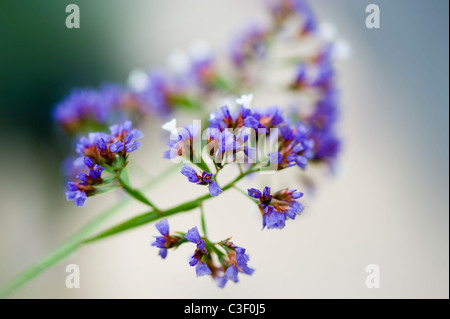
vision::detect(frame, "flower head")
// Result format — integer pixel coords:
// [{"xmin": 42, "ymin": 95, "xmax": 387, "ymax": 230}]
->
[
  {"xmin": 215, "ymin": 241, "xmax": 255, "ymax": 288},
  {"xmin": 276, "ymin": 122, "xmax": 315, "ymax": 170},
  {"xmin": 184, "ymin": 227, "xmax": 212, "ymax": 277},
  {"xmin": 65, "ymin": 157, "xmax": 105, "ymax": 207},
  {"xmin": 164, "ymin": 124, "xmax": 199, "ymax": 161},
  {"xmin": 53, "ymin": 84, "xmax": 132, "ymax": 134},
  {"xmin": 248, "ymin": 186, "xmax": 304, "ymax": 229},
  {"xmin": 230, "ymin": 23, "xmax": 268, "ymax": 69},
  {"xmin": 181, "ymin": 165, "xmax": 223, "ymax": 197},
  {"xmin": 66, "ymin": 121, "xmax": 143, "ymax": 206}
]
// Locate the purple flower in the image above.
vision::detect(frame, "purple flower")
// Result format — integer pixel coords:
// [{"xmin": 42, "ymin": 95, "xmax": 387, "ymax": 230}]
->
[
  {"xmin": 65, "ymin": 185, "xmax": 87, "ymax": 207},
  {"xmin": 181, "ymin": 165, "xmax": 223, "ymax": 197},
  {"xmin": 209, "ymin": 105, "xmax": 253, "ymax": 131},
  {"xmin": 229, "ymin": 23, "xmax": 268, "ymax": 68},
  {"xmin": 164, "ymin": 124, "xmax": 199, "ymax": 160},
  {"xmin": 216, "ymin": 241, "xmax": 255, "ymax": 288},
  {"xmin": 185, "ymin": 227, "xmax": 207, "ymax": 253},
  {"xmin": 75, "ymin": 132, "xmax": 111, "ymax": 161},
  {"xmin": 267, "ymin": 0, "xmax": 317, "ymax": 34},
  {"xmin": 277, "ymin": 122, "xmax": 315, "ymax": 170},
  {"xmin": 129, "ymin": 69, "xmax": 183, "ymax": 116},
  {"xmin": 248, "ymin": 187, "xmax": 304, "ymax": 229},
  {"xmin": 243, "ymin": 106, "xmax": 285, "ymax": 132},
  {"xmin": 65, "ymin": 157, "xmax": 105, "ymax": 207},
  {"xmin": 53, "ymin": 84, "xmax": 127, "ymax": 134},
  {"xmin": 185, "ymin": 227, "xmax": 212, "ymax": 277},
  {"xmin": 205, "ymin": 127, "xmax": 256, "ymax": 164},
  {"xmin": 151, "ymin": 219, "xmax": 180, "ymax": 259},
  {"xmin": 108, "ymin": 121, "xmax": 143, "ymax": 154},
  {"xmin": 195, "ymin": 261, "xmax": 213, "ymax": 277},
  {"xmin": 305, "ymin": 89, "xmax": 340, "ymax": 164}
]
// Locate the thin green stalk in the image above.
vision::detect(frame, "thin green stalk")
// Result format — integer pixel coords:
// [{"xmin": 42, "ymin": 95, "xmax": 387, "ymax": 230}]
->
[
  {"xmin": 0, "ymin": 164, "xmax": 180, "ymax": 298},
  {"xmin": 199, "ymin": 203, "xmax": 208, "ymax": 238},
  {"xmin": 117, "ymin": 173, "xmax": 161, "ymax": 213},
  {"xmin": 233, "ymin": 185, "xmax": 259, "ymax": 204}
]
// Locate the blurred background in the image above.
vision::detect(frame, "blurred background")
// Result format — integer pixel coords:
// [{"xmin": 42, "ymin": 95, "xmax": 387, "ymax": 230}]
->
[{"xmin": 0, "ymin": 0, "xmax": 448, "ymax": 298}]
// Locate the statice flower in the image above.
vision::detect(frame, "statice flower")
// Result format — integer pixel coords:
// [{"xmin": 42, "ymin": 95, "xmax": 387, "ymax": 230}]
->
[
  {"xmin": 290, "ymin": 59, "xmax": 334, "ymax": 91},
  {"xmin": 276, "ymin": 121, "xmax": 315, "ymax": 170},
  {"xmin": 65, "ymin": 157, "xmax": 105, "ymax": 207},
  {"xmin": 184, "ymin": 227, "xmax": 212, "ymax": 277},
  {"xmin": 209, "ymin": 104, "xmax": 254, "ymax": 131},
  {"xmin": 128, "ymin": 69, "xmax": 180, "ymax": 116},
  {"xmin": 66, "ymin": 121, "xmax": 143, "ymax": 206},
  {"xmin": 229, "ymin": 23, "xmax": 269, "ymax": 69},
  {"xmin": 243, "ymin": 105, "xmax": 285, "ymax": 132},
  {"xmin": 181, "ymin": 165, "xmax": 223, "ymax": 197},
  {"xmin": 267, "ymin": 0, "xmax": 316, "ymax": 35},
  {"xmin": 248, "ymin": 187, "xmax": 304, "ymax": 229},
  {"xmin": 215, "ymin": 241, "xmax": 255, "ymax": 288},
  {"xmin": 151, "ymin": 219, "xmax": 182, "ymax": 259},
  {"xmin": 53, "ymin": 84, "xmax": 128, "ymax": 134},
  {"xmin": 306, "ymin": 89, "xmax": 340, "ymax": 164},
  {"xmin": 188, "ymin": 42, "xmax": 218, "ymax": 92},
  {"xmin": 76, "ymin": 121, "xmax": 143, "ymax": 167},
  {"xmin": 108, "ymin": 121, "xmax": 143, "ymax": 155},
  {"xmin": 163, "ymin": 121, "xmax": 200, "ymax": 162},
  {"xmin": 205, "ymin": 127, "xmax": 256, "ymax": 165}
]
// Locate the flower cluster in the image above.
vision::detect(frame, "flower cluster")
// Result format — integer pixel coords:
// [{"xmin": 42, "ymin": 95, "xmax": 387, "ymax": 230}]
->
[
  {"xmin": 267, "ymin": 0, "xmax": 317, "ymax": 35},
  {"xmin": 53, "ymin": 84, "xmax": 125, "ymax": 134},
  {"xmin": 53, "ymin": 0, "xmax": 343, "ymax": 292},
  {"xmin": 65, "ymin": 121, "xmax": 143, "ymax": 206},
  {"xmin": 151, "ymin": 219, "xmax": 183, "ymax": 259},
  {"xmin": 230, "ymin": 23, "xmax": 269, "ymax": 70},
  {"xmin": 164, "ymin": 94, "xmax": 315, "ymax": 173},
  {"xmin": 152, "ymin": 223, "xmax": 254, "ymax": 288},
  {"xmin": 249, "ymin": 187, "xmax": 304, "ymax": 229},
  {"xmin": 66, "ymin": 157, "xmax": 105, "ymax": 206},
  {"xmin": 181, "ymin": 165, "xmax": 223, "ymax": 197}
]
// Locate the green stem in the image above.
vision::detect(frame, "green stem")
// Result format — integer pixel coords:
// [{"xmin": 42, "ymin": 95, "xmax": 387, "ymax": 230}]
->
[
  {"xmin": 117, "ymin": 172, "xmax": 161, "ymax": 213},
  {"xmin": 233, "ymin": 185, "xmax": 259, "ymax": 204},
  {"xmin": 0, "ymin": 164, "xmax": 180, "ymax": 298},
  {"xmin": 83, "ymin": 169, "xmax": 250, "ymax": 244},
  {"xmin": 199, "ymin": 203, "xmax": 208, "ymax": 238}
]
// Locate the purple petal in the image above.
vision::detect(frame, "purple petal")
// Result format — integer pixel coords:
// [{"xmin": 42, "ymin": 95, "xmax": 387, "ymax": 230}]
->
[
  {"xmin": 181, "ymin": 165, "xmax": 199, "ymax": 183},
  {"xmin": 217, "ymin": 276, "xmax": 228, "ymax": 288},
  {"xmin": 196, "ymin": 262, "xmax": 212, "ymax": 277},
  {"xmin": 76, "ymin": 173, "xmax": 89, "ymax": 182},
  {"xmin": 109, "ymin": 140, "xmax": 124, "ymax": 153},
  {"xmin": 83, "ymin": 156, "xmax": 94, "ymax": 168},
  {"xmin": 224, "ymin": 265, "xmax": 238, "ymax": 282},
  {"xmin": 240, "ymin": 265, "xmax": 255, "ymax": 275},
  {"xmin": 208, "ymin": 181, "xmax": 223, "ymax": 197},
  {"xmin": 125, "ymin": 140, "xmax": 142, "ymax": 153},
  {"xmin": 73, "ymin": 191, "xmax": 87, "ymax": 207},
  {"xmin": 189, "ymin": 254, "xmax": 198, "ymax": 267},
  {"xmin": 124, "ymin": 133, "xmax": 133, "ymax": 144},
  {"xmin": 159, "ymin": 248, "xmax": 168, "ymax": 259},
  {"xmin": 243, "ymin": 116, "xmax": 260, "ymax": 130},
  {"xmin": 184, "ymin": 226, "xmax": 202, "ymax": 244},
  {"xmin": 155, "ymin": 219, "xmax": 169, "ymax": 236},
  {"xmin": 295, "ymin": 155, "xmax": 308, "ymax": 169},
  {"xmin": 247, "ymin": 188, "xmax": 262, "ymax": 199},
  {"xmin": 197, "ymin": 240, "xmax": 207, "ymax": 254}
]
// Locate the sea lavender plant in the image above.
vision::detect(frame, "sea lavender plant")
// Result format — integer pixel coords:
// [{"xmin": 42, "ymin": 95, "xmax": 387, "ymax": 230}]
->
[{"xmin": 0, "ymin": 0, "xmax": 346, "ymax": 296}]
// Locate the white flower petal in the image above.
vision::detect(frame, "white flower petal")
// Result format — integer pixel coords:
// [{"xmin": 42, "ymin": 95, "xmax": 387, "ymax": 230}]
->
[
  {"xmin": 236, "ymin": 94, "xmax": 253, "ymax": 109},
  {"xmin": 162, "ymin": 118, "xmax": 179, "ymax": 138}
]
